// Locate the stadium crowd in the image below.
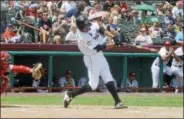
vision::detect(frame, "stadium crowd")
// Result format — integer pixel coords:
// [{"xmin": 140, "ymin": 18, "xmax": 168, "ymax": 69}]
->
[{"xmin": 0, "ymin": 0, "xmax": 183, "ymax": 45}]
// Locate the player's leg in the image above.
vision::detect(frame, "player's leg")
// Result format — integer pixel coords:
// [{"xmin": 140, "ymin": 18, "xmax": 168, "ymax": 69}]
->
[
  {"xmin": 100, "ymin": 58, "xmax": 127, "ymax": 109},
  {"xmin": 151, "ymin": 65, "xmax": 160, "ymax": 88},
  {"xmin": 64, "ymin": 56, "xmax": 101, "ymax": 108},
  {"xmin": 0, "ymin": 75, "xmax": 9, "ymax": 94}
]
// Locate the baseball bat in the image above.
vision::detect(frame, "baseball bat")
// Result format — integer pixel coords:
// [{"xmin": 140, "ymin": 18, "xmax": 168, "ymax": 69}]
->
[
  {"xmin": 121, "ymin": 43, "xmax": 159, "ymax": 52},
  {"xmin": 11, "ymin": 18, "xmax": 40, "ymax": 32}
]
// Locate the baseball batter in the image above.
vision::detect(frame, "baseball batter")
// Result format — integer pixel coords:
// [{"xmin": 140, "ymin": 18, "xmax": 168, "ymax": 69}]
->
[
  {"xmin": 171, "ymin": 43, "xmax": 184, "ymax": 92},
  {"xmin": 151, "ymin": 41, "xmax": 180, "ymax": 88},
  {"xmin": 0, "ymin": 51, "xmax": 43, "ymax": 94},
  {"xmin": 64, "ymin": 15, "xmax": 127, "ymax": 109}
]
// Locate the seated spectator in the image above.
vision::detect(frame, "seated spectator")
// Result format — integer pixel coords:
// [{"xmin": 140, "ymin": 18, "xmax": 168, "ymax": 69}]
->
[
  {"xmin": 172, "ymin": 1, "xmax": 183, "ymax": 20},
  {"xmin": 65, "ymin": 2, "xmax": 85, "ymax": 18},
  {"xmin": 48, "ymin": 3, "xmax": 58, "ymax": 23},
  {"xmin": 65, "ymin": 23, "xmax": 77, "ymax": 44},
  {"xmin": 3, "ymin": 24, "xmax": 20, "ymax": 43},
  {"xmin": 121, "ymin": 72, "xmax": 139, "ymax": 92},
  {"xmin": 89, "ymin": 1, "xmax": 101, "ymax": 16},
  {"xmin": 103, "ymin": 0, "xmax": 114, "ymax": 12},
  {"xmin": 83, "ymin": 0, "xmax": 92, "ymax": 16},
  {"xmin": 173, "ymin": 19, "xmax": 181, "ymax": 33},
  {"xmin": 149, "ymin": 22, "xmax": 163, "ymax": 38},
  {"xmin": 110, "ymin": 4, "xmax": 120, "ymax": 25},
  {"xmin": 58, "ymin": 70, "xmax": 76, "ymax": 89},
  {"xmin": 39, "ymin": 12, "xmax": 52, "ymax": 43},
  {"xmin": 166, "ymin": 23, "xmax": 176, "ymax": 40},
  {"xmin": 52, "ymin": 14, "xmax": 69, "ymax": 44},
  {"xmin": 140, "ymin": 10, "xmax": 151, "ymax": 25},
  {"xmin": 60, "ymin": 1, "xmax": 77, "ymax": 15},
  {"xmin": 135, "ymin": 27, "xmax": 153, "ymax": 45},
  {"xmin": 132, "ymin": 10, "xmax": 141, "ymax": 25},
  {"xmin": 27, "ymin": 2, "xmax": 39, "ymax": 20},
  {"xmin": 15, "ymin": 4, "xmax": 29, "ymax": 21},
  {"xmin": 77, "ymin": 77, "xmax": 88, "ymax": 88},
  {"xmin": 175, "ymin": 26, "xmax": 183, "ymax": 44}
]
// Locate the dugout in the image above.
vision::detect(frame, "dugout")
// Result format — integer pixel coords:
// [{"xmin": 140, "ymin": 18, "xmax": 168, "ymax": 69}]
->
[{"xmin": 2, "ymin": 44, "xmax": 167, "ymax": 91}]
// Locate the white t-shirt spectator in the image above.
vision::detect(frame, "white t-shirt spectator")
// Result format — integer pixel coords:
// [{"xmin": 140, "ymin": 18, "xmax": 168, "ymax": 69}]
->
[
  {"xmin": 61, "ymin": 1, "xmax": 76, "ymax": 13},
  {"xmin": 59, "ymin": 77, "xmax": 75, "ymax": 87},
  {"xmin": 149, "ymin": 27, "xmax": 163, "ymax": 38},
  {"xmin": 135, "ymin": 34, "xmax": 153, "ymax": 45},
  {"xmin": 172, "ymin": 7, "xmax": 183, "ymax": 19}
]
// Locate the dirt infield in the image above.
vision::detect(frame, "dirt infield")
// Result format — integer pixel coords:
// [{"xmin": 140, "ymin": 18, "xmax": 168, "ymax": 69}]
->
[{"xmin": 1, "ymin": 105, "xmax": 183, "ymax": 118}]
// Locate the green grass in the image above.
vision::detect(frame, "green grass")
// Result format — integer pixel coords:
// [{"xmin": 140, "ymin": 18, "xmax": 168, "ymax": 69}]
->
[{"xmin": 1, "ymin": 93, "xmax": 183, "ymax": 107}]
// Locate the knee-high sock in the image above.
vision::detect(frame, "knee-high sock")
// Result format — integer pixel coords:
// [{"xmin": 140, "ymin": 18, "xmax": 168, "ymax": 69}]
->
[
  {"xmin": 106, "ymin": 81, "xmax": 121, "ymax": 104},
  {"xmin": 1, "ymin": 75, "xmax": 9, "ymax": 94},
  {"xmin": 11, "ymin": 65, "xmax": 32, "ymax": 74},
  {"xmin": 70, "ymin": 84, "xmax": 92, "ymax": 98}
]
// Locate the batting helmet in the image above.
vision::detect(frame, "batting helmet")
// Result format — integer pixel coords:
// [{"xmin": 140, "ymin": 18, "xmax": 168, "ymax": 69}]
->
[
  {"xmin": 163, "ymin": 40, "xmax": 171, "ymax": 47},
  {"xmin": 76, "ymin": 15, "xmax": 91, "ymax": 31}
]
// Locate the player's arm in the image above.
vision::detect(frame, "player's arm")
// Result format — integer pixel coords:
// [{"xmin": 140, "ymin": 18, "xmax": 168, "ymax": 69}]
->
[{"xmin": 171, "ymin": 51, "xmax": 182, "ymax": 62}]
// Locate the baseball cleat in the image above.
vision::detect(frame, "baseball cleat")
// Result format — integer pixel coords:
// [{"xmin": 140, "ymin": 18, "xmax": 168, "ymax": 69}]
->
[
  {"xmin": 64, "ymin": 91, "xmax": 72, "ymax": 108},
  {"xmin": 114, "ymin": 102, "xmax": 128, "ymax": 109}
]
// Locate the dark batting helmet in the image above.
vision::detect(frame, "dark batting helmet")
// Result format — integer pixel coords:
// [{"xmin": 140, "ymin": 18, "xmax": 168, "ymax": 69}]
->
[{"xmin": 76, "ymin": 15, "xmax": 91, "ymax": 31}]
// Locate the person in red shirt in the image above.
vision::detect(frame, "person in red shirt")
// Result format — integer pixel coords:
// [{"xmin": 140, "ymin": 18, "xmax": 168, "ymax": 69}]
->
[
  {"xmin": 3, "ymin": 24, "xmax": 17, "ymax": 43},
  {"xmin": 0, "ymin": 51, "xmax": 43, "ymax": 94}
]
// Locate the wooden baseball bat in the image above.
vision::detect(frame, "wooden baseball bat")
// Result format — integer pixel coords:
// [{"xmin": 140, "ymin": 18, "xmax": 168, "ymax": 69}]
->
[
  {"xmin": 121, "ymin": 43, "xmax": 159, "ymax": 52},
  {"xmin": 11, "ymin": 18, "xmax": 40, "ymax": 32}
]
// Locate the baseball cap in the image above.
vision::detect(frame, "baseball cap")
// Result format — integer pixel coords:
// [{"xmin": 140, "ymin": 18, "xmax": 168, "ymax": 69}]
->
[
  {"xmin": 65, "ymin": 70, "xmax": 72, "ymax": 75},
  {"xmin": 129, "ymin": 72, "xmax": 136, "ymax": 77}
]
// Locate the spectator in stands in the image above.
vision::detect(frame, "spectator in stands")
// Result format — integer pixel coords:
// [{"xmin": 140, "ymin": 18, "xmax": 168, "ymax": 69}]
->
[
  {"xmin": 103, "ymin": 0, "xmax": 114, "ymax": 12},
  {"xmin": 65, "ymin": 2, "xmax": 85, "ymax": 18},
  {"xmin": 83, "ymin": 0, "xmax": 92, "ymax": 16},
  {"xmin": 52, "ymin": 14, "xmax": 68, "ymax": 44},
  {"xmin": 65, "ymin": 23, "xmax": 77, "ymax": 44},
  {"xmin": 58, "ymin": 70, "xmax": 76, "ymax": 89},
  {"xmin": 89, "ymin": 1, "xmax": 101, "ymax": 16},
  {"xmin": 132, "ymin": 10, "xmax": 141, "ymax": 25},
  {"xmin": 121, "ymin": 72, "xmax": 139, "ymax": 92},
  {"xmin": 175, "ymin": 26, "xmax": 183, "ymax": 44},
  {"xmin": 164, "ymin": 10, "xmax": 175, "ymax": 26},
  {"xmin": 140, "ymin": 10, "xmax": 150, "ymax": 24},
  {"xmin": 3, "ymin": 24, "xmax": 20, "ymax": 43},
  {"xmin": 60, "ymin": 1, "xmax": 77, "ymax": 15},
  {"xmin": 135, "ymin": 27, "xmax": 153, "ymax": 45},
  {"xmin": 172, "ymin": 1, "xmax": 183, "ymax": 20},
  {"xmin": 48, "ymin": 3, "xmax": 58, "ymax": 23},
  {"xmin": 166, "ymin": 23, "xmax": 176, "ymax": 40},
  {"xmin": 110, "ymin": 4, "xmax": 121, "ymax": 25},
  {"xmin": 77, "ymin": 77, "xmax": 88, "ymax": 88},
  {"xmin": 15, "ymin": 4, "xmax": 29, "ymax": 21},
  {"xmin": 149, "ymin": 22, "xmax": 163, "ymax": 38},
  {"xmin": 39, "ymin": 11, "xmax": 52, "ymax": 43},
  {"xmin": 27, "ymin": 2, "xmax": 39, "ymax": 20}
]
